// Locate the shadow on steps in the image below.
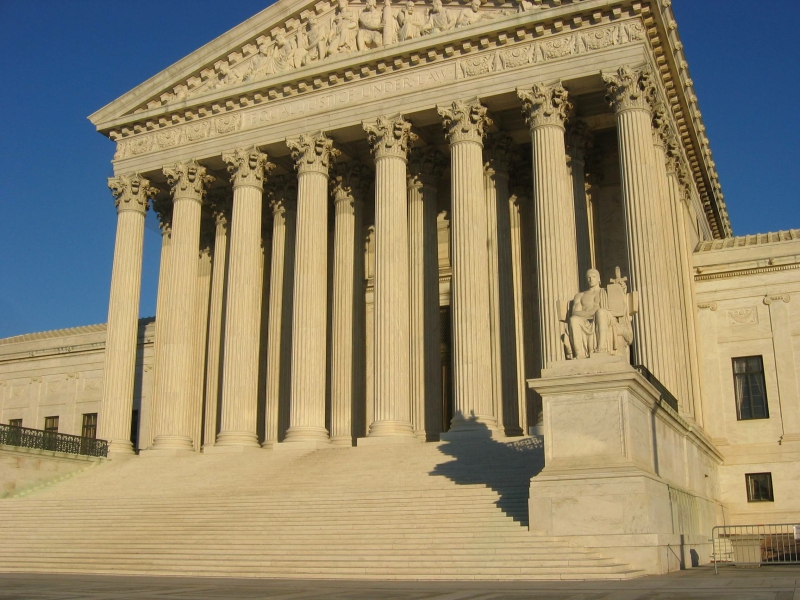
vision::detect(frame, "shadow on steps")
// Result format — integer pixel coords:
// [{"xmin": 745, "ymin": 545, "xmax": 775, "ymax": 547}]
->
[{"xmin": 430, "ymin": 418, "xmax": 544, "ymax": 526}]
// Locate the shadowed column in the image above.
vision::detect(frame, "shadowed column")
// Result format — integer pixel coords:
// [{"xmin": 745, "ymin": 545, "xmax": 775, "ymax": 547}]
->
[
  {"xmin": 152, "ymin": 160, "xmax": 215, "ymax": 452},
  {"xmin": 438, "ymin": 98, "xmax": 498, "ymax": 436},
  {"xmin": 215, "ymin": 147, "xmax": 274, "ymax": 450},
  {"xmin": 100, "ymin": 174, "xmax": 158, "ymax": 454},
  {"xmin": 408, "ymin": 147, "xmax": 447, "ymax": 441}
]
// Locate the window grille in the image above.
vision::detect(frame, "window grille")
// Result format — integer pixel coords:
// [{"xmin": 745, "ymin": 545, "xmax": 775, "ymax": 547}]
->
[
  {"xmin": 81, "ymin": 413, "xmax": 97, "ymax": 439},
  {"xmin": 733, "ymin": 356, "xmax": 769, "ymax": 420},
  {"xmin": 746, "ymin": 473, "xmax": 774, "ymax": 502}
]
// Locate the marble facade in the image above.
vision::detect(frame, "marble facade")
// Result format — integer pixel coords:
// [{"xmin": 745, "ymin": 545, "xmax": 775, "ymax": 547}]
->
[{"xmin": 2, "ymin": 0, "xmax": 799, "ymax": 577}]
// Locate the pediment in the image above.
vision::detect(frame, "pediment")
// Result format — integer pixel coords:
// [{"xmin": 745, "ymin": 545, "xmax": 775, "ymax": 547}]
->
[{"xmin": 90, "ymin": 0, "xmax": 547, "ymax": 128}]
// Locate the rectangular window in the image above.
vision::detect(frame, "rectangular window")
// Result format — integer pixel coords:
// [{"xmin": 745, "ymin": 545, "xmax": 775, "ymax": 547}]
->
[
  {"xmin": 44, "ymin": 416, "xmax": 59, "ymax": 433},
  {"xmin": 746, "ymin": 472, "xmax": 774, "ymax": 502},
  {"xmin": 733, "ymin": 356, "xmax": 769, "ymax": 420},
  {"xmin": 9, "ymin": 419, "xmax": 22, "ymax": 428},
  {"xmin": 81, "ymin": 413, "xmax": 97, "ymax": 439}
]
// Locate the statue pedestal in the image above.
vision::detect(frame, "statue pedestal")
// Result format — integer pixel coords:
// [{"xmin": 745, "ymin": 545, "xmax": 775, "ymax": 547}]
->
[{"xmin": 527, "ymin": 358, "xmax": 725, "ymax": 575}]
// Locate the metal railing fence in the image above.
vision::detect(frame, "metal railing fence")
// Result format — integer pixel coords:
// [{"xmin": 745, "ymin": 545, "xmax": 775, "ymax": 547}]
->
[
  {"xmin": 0, "ymin": 423, "xmax": 108, "ymax": 458},
  {"xmin": 712, "ymin": 524, "xmax": 800, "ymax": 573}
]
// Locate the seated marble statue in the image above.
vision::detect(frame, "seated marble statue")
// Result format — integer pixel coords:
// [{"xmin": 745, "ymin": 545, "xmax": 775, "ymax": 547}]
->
[{"xmin": 560, "ymin": 267, "xmax": 636, "ymax": 360}]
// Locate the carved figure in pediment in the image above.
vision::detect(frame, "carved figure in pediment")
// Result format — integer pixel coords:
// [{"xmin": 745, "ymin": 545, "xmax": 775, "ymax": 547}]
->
[
  {"xmin": 456, "ymin": 0, "xmax": 491, "ymax": 28},
  {"xmin": 560, "ymin": 267, "xmax": 637, "ymax": 360},
  {"xmin": 515, "ymin": 0, "xmax": 541, "ymax": 12},
  {"xmin": 422, "ymin": 0, "xmax": 456, "ymax": 35},
  {"xmin": 398, "ymin": 1, "xmax": 426, "ymax": 41},
  {"xmin": 245, "ymin": 42, "xmax": 276, "ymax": 82},
  {"xmin": 328, "ymin": 0, "xmax": 359, "ymax": 56},
  {"xmin": 358, "ymin": 0, "xmax": 384, "ymax": 50},
  {"xmin": 298, "ymin": 15, "xmax": 329, "ymax": 66},
  {"xmin": 210, "ymin": 61, "xmax": 242, "ymax": 91},
  {"xmin": 272, "ymin": 32, "xmax": 298, "ymax": 72}
]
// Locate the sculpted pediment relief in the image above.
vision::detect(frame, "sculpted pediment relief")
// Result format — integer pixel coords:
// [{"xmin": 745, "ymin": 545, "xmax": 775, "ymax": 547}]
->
[{"xmin": 139, "ymin": 0, "xmax": 543, "ymax": 112}]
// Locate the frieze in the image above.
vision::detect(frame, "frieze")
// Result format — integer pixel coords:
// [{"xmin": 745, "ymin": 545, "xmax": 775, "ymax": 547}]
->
[{"xmin": 114, "ymin": 17, "xmax": 645, "ymax": 161}]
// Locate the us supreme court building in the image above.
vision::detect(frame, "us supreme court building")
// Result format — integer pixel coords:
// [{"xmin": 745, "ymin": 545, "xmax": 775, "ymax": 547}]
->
[{"xmin": 1, "ymin": 0, "xmax": 798, "ymax": 580}]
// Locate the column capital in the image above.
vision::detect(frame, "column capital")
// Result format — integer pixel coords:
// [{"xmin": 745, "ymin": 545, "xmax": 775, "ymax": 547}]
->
[
  {"xmin": 223, "ymin": 146, "xmax": 275, "ymax": 190},
  {"xmin": 483, "ymin": 134, "xmax": 518, "ymax": 175},
  {"xmin": 602, "ymin": 64, "xmax": 657, "ymax": 114},
  {"xmin": 363, "ymin": 115, "xmax": 417, "ymax": 159},
  {"xmin": 651, "ymin": 102, "xmax": 674, "ymax": 148},
  {"xmin": 163, "ymin": 160, "xmax": 215, "ymax": 203},
  {"xmin": 286, "ymin": 131, "xmax": 340, "ymax": 175},
  {"xmin": 437, "ymin": 98, "xmax": 492, "ymax": 145},
  {"xmin": 517, "ymin": 82, "xmax": 572, "ymax": 130},
  {"xmin": 267, "ymin": 175, "xmax": 298, "ymax": 215},
  {"xmin": 566, "ymin": 120, "xmax": 593, "ymax": 162},
  {"xmin": 408, "ymin": 147, "xmax": 447, "ymax": 188},
  {"xmin": 152, "ymin": 197, "xmax": 173, "ymax": 237},
  {"xmin": 331, "ymin": 163, "xmax": 372, "ymax": 206},
  {"xmin": 108, "ymin": 173, "xmax": 158, "ymax": 215}
]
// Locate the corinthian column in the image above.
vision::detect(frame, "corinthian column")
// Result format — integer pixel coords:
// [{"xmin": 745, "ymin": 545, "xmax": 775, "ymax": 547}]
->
[
  {"xmin": 361, "ymin": 115, "xmax": 417, "ymax": 443},
  {"xmin": 147, "ymin": 199, "xmax": 173, "ymax": 450},
  {"xmin": 329, "ymin": 165, "xmax": 369, "ymax": 446},
  {"xmin": 566, "ymin": 120, "xmax": 594, "ymax": 279},
  {"xmin": 651, "ymin": 109, "xmax": 690, "ymax": 408},
  {"xmin": 152, "ymin": 160, "xmax": 214, "ymax": 452},
  {"xmin": 282, "ymin": 132, "xmax": 339, "ymax": 448},
  {"xmin": 518, "ymin": 82, "xmax": 579, "ymax": 369},
  {"xmin": 602, "ymin": 65, "xmax": 670, "ymax": 383},
  {"xmin": 484, "ymin": 135, "xmax": 521, "ymax": 435},
  {"xmin": 214, "ymin": 147, "xmax": 274, "ymax": 450},
  {"xmin": 100, "ymin": 173, "xmax": 158, "ymax": 454},
  {"xmin": 408, "ymin": 147, "xmax": 446, "ymax": 441},
  {"xmin": 263, "ymin": 178, "xmax": 297, "ymax": 448},
  {"xmin": 438, "ymin": 99, "xmax": 498, "ymax": 436},
  {"xmin": 202, "ymin": 194, "xmax": 231, "ymax": 449}
]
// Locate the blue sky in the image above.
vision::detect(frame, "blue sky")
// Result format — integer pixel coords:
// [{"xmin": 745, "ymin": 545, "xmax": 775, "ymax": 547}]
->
[{"xmin": 0, "ymin": 0, "xmax": 798, "ymax": 339}]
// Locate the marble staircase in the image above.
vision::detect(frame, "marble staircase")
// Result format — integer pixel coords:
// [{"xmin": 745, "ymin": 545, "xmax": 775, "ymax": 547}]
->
[{"xmin": 0, "ymin": 436, "xmax": 644, "ymax": 580}]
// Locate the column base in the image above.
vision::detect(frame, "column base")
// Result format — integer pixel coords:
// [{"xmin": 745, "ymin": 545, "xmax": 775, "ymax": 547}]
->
[
  {"xmin": 439, "ymin": 428, "xmax": 507, "ymax": 442},
  {"xmin": 149, "ymin": 434, "xmax": 194, "ymax": 453},
  {"xmin": 329, "ymin": 436, "xmax": 354, "ymax": 447},
  {"xmin": 106, "ymin": 439, "xmax": 135, "ymax": 456},
  {"xmin": 212, "ymin": 431, "xmax": 260, "ymax": 451},
  {"xmin": 366, "ymin": 420, "xmax": 416, "ymax": 438},
  {"xmin": 443, "ymin": 414, "xmax": 502, "ymax": 440}
]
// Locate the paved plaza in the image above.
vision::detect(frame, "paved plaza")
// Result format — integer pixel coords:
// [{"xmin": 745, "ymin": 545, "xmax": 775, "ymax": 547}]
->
[{"xmin": 0, "ymin": 567, "xmax": 799, "ymax": 600}]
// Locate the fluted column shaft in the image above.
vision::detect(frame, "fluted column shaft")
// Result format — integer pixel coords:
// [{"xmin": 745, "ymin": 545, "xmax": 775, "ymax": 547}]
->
[
  {"xmin": 148, "ymin": 206, "xmax": 172, "ymax": 450},
  {"xmin": 153, "ymin": 161, "xmax": 214, "ymax": 451},
  {"xmin": 330, "ymin": 167, "xmax": 367, "ymax": 446},
  {"xmin": 509, "ymin": 192, "xmax": 528, "ymax": 433},
  {"xmin": 438, "ymin": 99, "xmax": 497, "ymax": 434},
  {"xmin": 363, "ymin": 115, "xmax": 416, "ymax": 440},
  {"xmin": 652, "ymin": 132, "xmax": 690, "ymax": 408},
  {"xmin": 603, "ymin": 65, "xmax": 670, "ymax": 381},
  {"xmin": 100, "ymin": 174, "xmax": 156, "ymax": 454},
  {"xmin": 284, "ymin": 132, "xmax": 338, "ymax": 446},
  {"xmin": 407, "ymin": 147, "xmax": 445, "ymax": 441},
  {"xmin": 264, "ymin": 189, "xmax": 296, "ymax": 448},
  {"xmin": 191, "ymin": 245, "xmax": 213, "ymax": 450},
  {"xmin": 216, "ymin": 147, "xmax": 273, "ymax": 449},
  {"xmin": 668, "ymin": 161, "xmax": 703, "ymax": 424},
  {"xmin": 203, "ymin": 205, "xmax": 230, "ymax": 449},
  {"xmin": 566, "ymin": 121, "xmax": 594, "ymax": 279},
  {"xmin": 518, "ymin": 83, "xmax": 579, "ymax": 368}
]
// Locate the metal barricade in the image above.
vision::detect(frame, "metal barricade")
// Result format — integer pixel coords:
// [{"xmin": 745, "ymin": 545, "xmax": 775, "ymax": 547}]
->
[{"xmin": 712, "ymin": 524, "xmax": 800, "ymax": 573}]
